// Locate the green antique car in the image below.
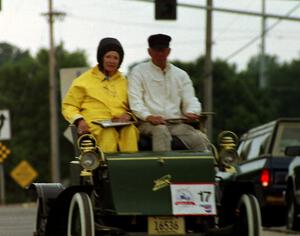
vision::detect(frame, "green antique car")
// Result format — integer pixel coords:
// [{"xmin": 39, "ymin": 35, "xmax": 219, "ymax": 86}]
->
[{"xmin": 29, "ymin": 131, "xmax": 262, "ymax": 236}]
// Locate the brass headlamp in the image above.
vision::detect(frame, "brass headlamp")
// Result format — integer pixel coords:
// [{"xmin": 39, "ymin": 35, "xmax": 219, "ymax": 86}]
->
[
  {"xmin": 77, "ymin": 134, "xmax": 105, "ymax": 176},
  {"xmin": 218, "ymin": 131, "xmax": 239, "ymax": 168}
]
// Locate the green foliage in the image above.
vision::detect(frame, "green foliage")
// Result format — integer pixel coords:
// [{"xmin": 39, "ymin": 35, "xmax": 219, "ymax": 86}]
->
[
  {"xmin": 266, "ymin": 58, "xmax": 300, "ymax": 118},
  {"xmin": 174, "ymin": 53, "xmax": 300, "ymax": 141},
  {"xmin": 0, "ymin": 42, "xmax": 31, "ymax": 66},
  {"xmin": 173, "ymin": 56, "xmax": 205, "ymax": 99}
]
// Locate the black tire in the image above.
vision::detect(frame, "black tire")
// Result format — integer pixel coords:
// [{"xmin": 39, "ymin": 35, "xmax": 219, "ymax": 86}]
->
[
  {"xmin": 286, "ymin": 191, "xmax": 300, "ymax": 231},
  {"xmin": 234, "ymin": 194, "xmax": 262, "ymax": 236},
  {"xmin": 33, "ymin": 198, "xmax": 46, "ymax": 236},
  {"xmin": 67, "ymin": 192, "xmax": 95, "ymax": 236},
  {"xmin": 34, "ymin": 198, "xmax": 47, "ymax": 236}
]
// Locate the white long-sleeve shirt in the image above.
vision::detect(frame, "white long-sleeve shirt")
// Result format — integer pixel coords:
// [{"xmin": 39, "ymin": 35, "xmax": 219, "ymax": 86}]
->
[{"xmin": 128, "ymin": 61, "xmax": 201, "ymax": 120}]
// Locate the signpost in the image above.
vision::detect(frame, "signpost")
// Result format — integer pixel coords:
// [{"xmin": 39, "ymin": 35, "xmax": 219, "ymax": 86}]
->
[
  {"xmin": 0, "ymin": 110, "xmax": 11, "ymax": 204},
  {"xmin": 0, "ymin": 142, "xmax": 11, "ymax": 204}
]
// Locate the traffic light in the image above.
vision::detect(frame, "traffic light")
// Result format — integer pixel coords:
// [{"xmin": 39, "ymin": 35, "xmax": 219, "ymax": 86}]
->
[{"xmin": 155, "ymin": 0, "xmax": 177, "ymax": 20}]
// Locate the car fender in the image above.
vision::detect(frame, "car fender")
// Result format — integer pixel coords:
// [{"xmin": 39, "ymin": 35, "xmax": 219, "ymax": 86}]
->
[{"xmin": 29, "ymin": 183, "xmax": 93, "ymax": 236}]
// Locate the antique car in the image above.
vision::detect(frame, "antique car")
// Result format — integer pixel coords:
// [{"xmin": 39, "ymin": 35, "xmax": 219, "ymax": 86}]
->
[
  {"xmin": 285, "ymin": 147, "xmax": 300, "ymax": 231},
  {"xmin": 28, "ymin": 129, "xmax": 262, "ymax": 236},
  {"xmin": 218, "ymin": 118, "xmax": 300, "ymax": 226}
]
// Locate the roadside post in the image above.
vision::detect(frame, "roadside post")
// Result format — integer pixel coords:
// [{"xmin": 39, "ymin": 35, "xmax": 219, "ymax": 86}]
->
[
  {"xmin": 0, "ymin": 110, "xmax": 11, "ymax": 205},
  {"xmin": 0, "ymin": 143, "xmax": 11, "ymax": 204}
]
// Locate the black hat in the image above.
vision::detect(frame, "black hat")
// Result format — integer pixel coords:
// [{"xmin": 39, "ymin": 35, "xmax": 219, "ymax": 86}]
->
[
  {"xmin": 148, "ymin": 34, "xmax": 171, "ymax": 49},
  {"xmin": 97, "ymin": 37, "xmax": 124, "ymax": 70}
]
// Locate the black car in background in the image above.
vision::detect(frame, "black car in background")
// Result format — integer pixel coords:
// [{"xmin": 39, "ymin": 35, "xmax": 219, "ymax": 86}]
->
[{"xmin": 218, "ymin": 118, "xmax": 300, "ymax": 226}]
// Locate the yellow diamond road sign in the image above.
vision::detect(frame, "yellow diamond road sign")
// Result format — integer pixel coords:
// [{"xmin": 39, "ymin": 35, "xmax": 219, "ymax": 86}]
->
[
  {"xmin": 0, "ymin": 142, "xmax": 11, "ymax": 163},
  {"xmin": 10, "ymin": 160, "xmax": 38, "ymax": 188}
]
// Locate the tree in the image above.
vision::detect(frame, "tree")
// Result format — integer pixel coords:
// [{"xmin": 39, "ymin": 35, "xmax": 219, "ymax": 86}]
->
[
  {"xmin": 267, "ymin": 58, "xmax": 300, "ymax": 118},
  {"xmin": 173, "ymin": 54, "xmax": 292, "ymax": 140},
  {"xmin": 0, "ymin": 42, "xmax": 30, "ymax": 66}
]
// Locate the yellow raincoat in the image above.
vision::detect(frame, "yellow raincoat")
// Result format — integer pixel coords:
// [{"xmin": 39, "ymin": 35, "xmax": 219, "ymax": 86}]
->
[{"xmin": 62, "ymin": 66, "xmax": 139, "ymax": 152}]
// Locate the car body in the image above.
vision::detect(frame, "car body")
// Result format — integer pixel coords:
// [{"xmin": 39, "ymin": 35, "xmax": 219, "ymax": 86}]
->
[
  {"xmin": 28, "ymin": 132, "xmax": 262, "ymax": 236},
  {"xmin": 218, "ymin": 118, "xmax": 300, "ymax": 226}
]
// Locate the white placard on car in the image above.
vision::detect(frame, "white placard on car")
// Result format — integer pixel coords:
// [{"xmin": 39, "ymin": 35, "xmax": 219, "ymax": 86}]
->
[{"xmin": 170, "ymin": 183, "xmax": 216, "ymax": 215}]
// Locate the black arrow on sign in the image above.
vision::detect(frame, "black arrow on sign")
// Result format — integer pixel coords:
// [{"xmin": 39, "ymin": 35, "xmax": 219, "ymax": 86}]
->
[{"xmin": 0, "ymin": 114, "xmax": 6, "ymax": 137}]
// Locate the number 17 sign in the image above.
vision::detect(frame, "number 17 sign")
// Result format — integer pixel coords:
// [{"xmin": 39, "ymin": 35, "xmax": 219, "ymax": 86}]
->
[{"xmin": 170, "ymin": 183, "xmax": 216, "ymax": 215}]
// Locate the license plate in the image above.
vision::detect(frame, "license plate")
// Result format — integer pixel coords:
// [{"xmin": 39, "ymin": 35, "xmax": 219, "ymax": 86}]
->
[{"xmin": 148, "ymin": 216, "xmax": 185, "ymax": 235}]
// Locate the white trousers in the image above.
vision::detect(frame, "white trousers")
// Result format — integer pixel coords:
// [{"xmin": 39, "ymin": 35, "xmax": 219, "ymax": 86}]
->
[{"xmin": 138, "ymin": 122, "xmax": 210, "ymax": 152}]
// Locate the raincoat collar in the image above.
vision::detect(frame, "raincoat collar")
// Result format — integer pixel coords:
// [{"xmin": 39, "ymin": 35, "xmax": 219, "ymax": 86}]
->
[{"xmin": 91, "ymin": 65, "xmax": 121, "ymax": 81}]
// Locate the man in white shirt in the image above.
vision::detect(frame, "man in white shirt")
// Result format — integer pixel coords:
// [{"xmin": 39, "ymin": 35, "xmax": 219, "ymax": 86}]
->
[{"xmin": 128, "ymin": 34, "xmax": 209, "ymax": 151}]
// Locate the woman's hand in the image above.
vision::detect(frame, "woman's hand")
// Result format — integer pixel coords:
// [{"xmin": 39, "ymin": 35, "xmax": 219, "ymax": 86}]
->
[
  {"xmin": 77, "ymin": 119, "xmax": 90, "ymax": 135},
  {"xmin": 111, "ymin": 113, "xmax": 131, "ymax": 122}
]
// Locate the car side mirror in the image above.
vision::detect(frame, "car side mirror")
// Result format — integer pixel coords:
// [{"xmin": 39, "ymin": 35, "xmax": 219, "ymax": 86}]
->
[{"xmin": 285, "ymin": 146, "xmax": 300, "ymax": 156}]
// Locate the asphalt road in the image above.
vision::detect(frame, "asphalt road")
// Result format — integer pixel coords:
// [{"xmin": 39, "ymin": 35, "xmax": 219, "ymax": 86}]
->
[
  {"xmin": 0, "ymin": 203, "xmax": 35, "ymax": 236},
  {"xmin": 263, "ymin": 228, "xmax": 300, "ymax": 236},
  {"xmin": 0, "ymin": 204, "xmax": 299, "ymax": 236}
]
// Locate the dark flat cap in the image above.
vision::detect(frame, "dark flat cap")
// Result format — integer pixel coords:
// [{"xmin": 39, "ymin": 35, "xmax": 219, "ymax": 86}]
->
[{"xmin": 148, "ymin": 34, "xmax": 172, "ymax": 49}]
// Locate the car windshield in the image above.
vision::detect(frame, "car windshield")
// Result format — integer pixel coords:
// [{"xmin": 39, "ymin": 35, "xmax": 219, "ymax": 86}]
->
[{"xmin": 273, "ymin": 122, "xmax": 300, "ymax": 156}]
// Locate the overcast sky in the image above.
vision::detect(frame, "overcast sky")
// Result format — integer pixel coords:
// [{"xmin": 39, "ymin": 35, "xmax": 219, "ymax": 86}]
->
[{"xmin": 1, "ymin": 0, "xmax": 300, "ymax": 73}]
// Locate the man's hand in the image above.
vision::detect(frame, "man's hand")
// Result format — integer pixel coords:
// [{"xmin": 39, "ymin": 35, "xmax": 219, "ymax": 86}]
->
[
  {"xmin": 184, "ymin": 113, "xmax": 199, "ymax": 122},
  {"xmin": 77, "ymin": 119, "xmax": 90, "ymax": 135},
  {"xmin": 111, "ymin": 113, "xmax": 131, "ymax": 122},
  {"xmin": 146, "ymin": 115, "xmax": 166, "ymax": 125}
]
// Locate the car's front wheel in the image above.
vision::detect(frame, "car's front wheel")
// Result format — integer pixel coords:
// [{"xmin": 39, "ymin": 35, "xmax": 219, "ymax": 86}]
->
[
  {"xmin": 67, "ymin": 192, "xmax": 95, "ymax": 236},
  {"xmin": 286, "ymin": 190, "xmax": 300, "ymax": 231},
  {"xmin": 234, "ymin": 194, "xmax": 262, "ymax": 236}
]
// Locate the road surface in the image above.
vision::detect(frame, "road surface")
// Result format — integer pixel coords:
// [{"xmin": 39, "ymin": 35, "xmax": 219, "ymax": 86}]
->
[{"xmin": 0, "ymin": 203, "xmax": 35, "ymax": 236}]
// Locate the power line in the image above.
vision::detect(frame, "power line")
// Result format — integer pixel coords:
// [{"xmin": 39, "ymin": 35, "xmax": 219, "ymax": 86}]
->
[
  {"xmin": 130, "ymin": 0, "xmax": 300, "ymax": 22},
  {"xmin": 214, "ymin": 1, "xmax": 255, "ymax": 40},
  {"xmin": 129, "ymin": 0, "xmax": 300, "ymax": 63},
  {"xmin": 225, "ymin": 1, "xmax": 300, "ymax": 61},
  {"xmin": 68, "ymin": 13, "xmax": 201, "ymax": 31}
]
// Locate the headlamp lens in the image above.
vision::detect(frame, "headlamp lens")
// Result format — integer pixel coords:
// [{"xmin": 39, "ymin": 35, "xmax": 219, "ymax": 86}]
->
[{"xmin": 80, "ymin": 151, "xmax": 99, "ymax": 170}]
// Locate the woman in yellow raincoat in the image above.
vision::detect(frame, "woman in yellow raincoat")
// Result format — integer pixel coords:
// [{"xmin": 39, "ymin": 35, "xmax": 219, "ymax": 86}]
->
[{"xmin": 62, "ymin": 37, "xmax": 139, "ymax": 152}]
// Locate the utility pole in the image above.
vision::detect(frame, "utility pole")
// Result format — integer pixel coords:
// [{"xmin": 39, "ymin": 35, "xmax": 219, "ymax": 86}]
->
[
  {"xmin": 203, "ymin": 0, "xmax": 213, "ymax": 140},
  {"xmin": 42, "ymin": 0, "xmax": 65, "ymax": 183},
  {"xmin": 259, "ymin": 0, "xmax": 267, "ymax": 89},
  {"xmin": 0, "ymin": 162, "xmax": 4, "ymax": 204}
]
